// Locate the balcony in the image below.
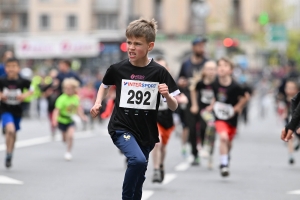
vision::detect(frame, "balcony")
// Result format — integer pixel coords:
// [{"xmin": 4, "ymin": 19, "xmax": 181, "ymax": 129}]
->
[{"xmin": 0, "ymin": 0, "xmax": 29, "ymax": 12}]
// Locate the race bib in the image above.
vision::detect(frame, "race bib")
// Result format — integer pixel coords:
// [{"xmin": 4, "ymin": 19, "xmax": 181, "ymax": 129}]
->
[
  {"xmin": 200, "ymin": 89, "xmax": 214, "ymax": 104},
  {"xmin": 120, "ymin": 79, "xmax": 158, "ymax": 110},
  {"xmin": 3, "ymin": 88, "xmax": 22, "ymax": 105},
  {"xmin": 213, "ymin": 101, "xmax": 234, "ymax": 120},
  {"xmin": 158, "ymin": 96, "xmax": 168, "ymax": 111}
]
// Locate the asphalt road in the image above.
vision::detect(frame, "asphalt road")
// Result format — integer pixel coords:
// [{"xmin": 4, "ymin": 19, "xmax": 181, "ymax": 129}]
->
[{"xmin": 1, "ymin": 95, "xmax": 300, "ymax": 200}]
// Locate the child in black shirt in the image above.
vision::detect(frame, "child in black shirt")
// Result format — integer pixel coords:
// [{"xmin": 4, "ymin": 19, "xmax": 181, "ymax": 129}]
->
[{"xmin": 90, "ymin": 18, "xmax": 179, "ymax": 200}]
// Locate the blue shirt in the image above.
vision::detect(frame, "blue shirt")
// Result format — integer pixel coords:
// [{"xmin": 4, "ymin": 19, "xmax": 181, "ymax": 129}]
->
[{"xmin": 0, "ymin": 63, "xmax": 6, "ymax": 77}]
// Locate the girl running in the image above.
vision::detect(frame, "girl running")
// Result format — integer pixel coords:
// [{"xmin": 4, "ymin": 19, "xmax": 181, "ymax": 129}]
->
[{"xmin": 190, "ymin": 60, "xmax": 217, "ymax": 169}]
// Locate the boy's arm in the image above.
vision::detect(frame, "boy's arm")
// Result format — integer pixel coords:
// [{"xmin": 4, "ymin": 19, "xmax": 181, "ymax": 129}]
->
[
  {"xmin": 52, "ymin": 108, "xmax": 59, "ymax": 127},
  {"xmin": 158, "ymin": 83, "xmax": 178, "ymax": 111},
  {"xmin": 233, "ymin": 95, "xmax": 247, "ymax": 114},
  {"xmin": 190, "ymin": 89, "xmax": 199, "ymax": 114},
  {"xmin": 90, "ymin": 84, "xmax": 110, "ymax": 118},
  {"xmin": 77, "ymin": 106, "xmax": 87, "ymax": 121}
]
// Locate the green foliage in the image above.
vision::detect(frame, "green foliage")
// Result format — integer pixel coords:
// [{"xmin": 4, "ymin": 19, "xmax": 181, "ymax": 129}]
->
[{"xmin": 286, "ymin": 31, "xmax": 300, "ymax": 69}]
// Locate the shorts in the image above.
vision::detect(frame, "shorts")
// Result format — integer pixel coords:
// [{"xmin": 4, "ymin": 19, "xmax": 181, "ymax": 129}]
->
[
  {"xmin": 157, "ymin": 123, "xmax": 175, "ymax": 145},
  {"xmin": 215, "ymin": 121, "xmax": 237, "ymax": 141},
  {"xmin": 1, "ymin": 112, "xmax": 21, "ymax": 133},
  {"xmin": 58, "ymin": 122, "xmax": 75, "ymax": 132}
]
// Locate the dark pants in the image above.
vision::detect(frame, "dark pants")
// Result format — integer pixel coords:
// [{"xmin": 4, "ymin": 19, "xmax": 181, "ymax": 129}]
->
[
  {"xmin": 112, "ymin": 130, "xmax": 154, "ymax": 200},
  {"xmin": 186, "ymin": 110, "xmax": 200, "ymax": 158}
]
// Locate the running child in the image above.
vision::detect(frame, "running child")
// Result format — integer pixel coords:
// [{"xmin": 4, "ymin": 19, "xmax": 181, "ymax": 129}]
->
[
  {"xmin": 151, "ymin": 57, "xmax": 176, "ymax": 183},
  {"xmin": 190, "ymin": 60, "xmax": 217, "ymax": 169},
  {"xmin": 0, "ymin": 58, "xmax": 33, "ymax": 168},
  {"xmin": 283, "ymin": 79, "xmax": 300, "ymax": 164},
  {"xmin": 90, "ymin": 18, "xmax": 179, "ymax": 200},
  {"xmin": 52, "ymin": 78, "xmax": 87, "ymax": 161},
  {"xmin": 211, "ymin": 57, "xmax": 247, "ymax": 177}
]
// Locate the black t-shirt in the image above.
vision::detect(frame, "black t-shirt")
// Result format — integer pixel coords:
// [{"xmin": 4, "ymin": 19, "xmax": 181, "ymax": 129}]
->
[
  {"xmin": 195, "ymin": 80, "xmax": 215, "ymax": 109},
  {"xmin": 157, "ymin": 96, "xmax": 174, "ymax": 129},
  {"xmin": 212, "ymin": 79, "xmax": 244, "ymax": 127},
  {"xmin": 0, "ymin": 77, "xmax": 31, "ymax": 117},
  {"xmin": 102, "ymin": 59, "xmax": 179, "ymax": 146}
]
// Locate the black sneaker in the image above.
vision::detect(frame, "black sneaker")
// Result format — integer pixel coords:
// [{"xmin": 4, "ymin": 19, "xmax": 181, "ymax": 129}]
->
[
  {"xmin": 5, "ymin": 156, "xmax": 12, "ymax": 169},
  {"xmin": 220, "ymin": 164, "xmax": 229, "ymax": 177},
  {"xmin": 191, "ymin": 157, "xmax": 200, "ymax": 166},
  {"xmin": 160, "ymin": 165, "xmax": 165, "ymax": 182},
  {"xmin": 152, "ymin": 169, "xmax": 162, "ymax": 183},
  {"xmin": 289, "ymin": 158, "xmax": 295, "ymax": 165}
]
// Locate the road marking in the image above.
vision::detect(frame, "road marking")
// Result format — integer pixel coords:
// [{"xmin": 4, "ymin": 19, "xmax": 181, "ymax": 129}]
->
[
  {"xmin": 142, "ymin": 190, "xmax": 154, "ymax": 200},
  {"xmin": 0, "ymin": 130, "xmax": 100, "ymax": 152},
  {"xmin": 162, "ymin": 173, "xmax": 177, "ymax": 185},
  {"xmin": 175, "ymin": 156, "xmax": 193, "ymax": 171},
  {"xmin": 0, "ymin": 175, "xmax": 23, "ymax": 185},
  {"xmin": 287, "ymin": 190, "xmax": 300, "ymax": 195}
]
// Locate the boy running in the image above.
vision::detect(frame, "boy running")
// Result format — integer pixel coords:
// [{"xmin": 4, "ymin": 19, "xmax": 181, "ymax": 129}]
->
[
  {"xmin": 0, "ymin": 58, "xmax": 33, "ymax": 168},
  {"xmin": 90, "ymin": 18, "xmax": 179, "ymax": 200},
  {"xmin": 283, "ymin": 79, "xmax": 300, "ymax": 164},
  {"xmin": 212, "ymin": 57, "xmax": 247, "ymax": 177},
  {"xmin": 52, "ymin": 78, "xmax": 87, "ymax": 161}
]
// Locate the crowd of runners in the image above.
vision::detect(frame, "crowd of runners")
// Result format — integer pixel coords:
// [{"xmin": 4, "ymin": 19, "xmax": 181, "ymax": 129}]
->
[{"xmin": 0, "ymin": 18, "xmax": 299, "ymax": 200}]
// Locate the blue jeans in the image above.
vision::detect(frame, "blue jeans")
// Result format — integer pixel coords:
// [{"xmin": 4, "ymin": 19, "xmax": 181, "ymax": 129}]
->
[{"xmin": 112, "ymin": 130, "xmax": 154, "ymax": 200}]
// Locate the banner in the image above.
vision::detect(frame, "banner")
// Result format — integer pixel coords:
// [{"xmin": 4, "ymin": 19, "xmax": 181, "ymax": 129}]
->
[{"xmin": 15, "ymin": 38, "xmax": 99, "ymax": 59}]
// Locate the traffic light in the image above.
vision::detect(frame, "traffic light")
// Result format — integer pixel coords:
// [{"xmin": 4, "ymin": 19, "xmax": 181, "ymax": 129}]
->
[
  {"xmin": 259, "ymin": 12, "xmax": 269, "ymax": 26},
  {"xmin": 223, "ymin": 38, "xmax": 239, "ymax": 48},
  {"xmin": 120, "ymin": 42, "xmax": 127, "ymax": 52},
  {"xmin": 223, "ymin": 38, "xmax": 239, "ymax": 53}
]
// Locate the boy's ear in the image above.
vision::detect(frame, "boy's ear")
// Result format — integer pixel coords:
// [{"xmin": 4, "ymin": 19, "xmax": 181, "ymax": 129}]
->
[{"xmin": 148, "ymin": 42, "xmax": 154, "ymax": 51}]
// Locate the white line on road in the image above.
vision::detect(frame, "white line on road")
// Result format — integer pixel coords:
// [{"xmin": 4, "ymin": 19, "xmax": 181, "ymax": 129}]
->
[
  {"xmin": 0, "ymin": 175, "xmax": 23, "ymax": 185},
  {"xmin": 142, "ymin": 190, "xmax": 154, "ymax": 200},
  {"xmin": 175, "ymin": 155, "xmax": 193, "ymax": 171},
  {"xmin": 287, "ymin": 190, "xmax": 300, "ymax": 195},
  {"xmin": 0, "ymin": 130, "xmax": 100, "ymax": 152},
  {"xmin": 162, "ymin": 173, "xmax": 177, "ymax": 185}
]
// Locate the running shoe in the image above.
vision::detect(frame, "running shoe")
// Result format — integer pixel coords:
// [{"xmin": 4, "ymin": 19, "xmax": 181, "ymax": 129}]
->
[
  {"xmin": 5, "ymin": 155, "xmax": 12, "ymax": 168},
  {"xmin": 289, "ymin": 158, "xmax": 295, "ymax": 165},
  {"xmin": 220, "ymin": 165, "xmax": 229, "ymax": 177},
  {"xmin": 64, "ymin": 152, "xmax": 72, "ymax": 161},
  {"xmin": 152, "ymin": 169, "xmax": 162, "ymax": 183},
  {"xmin": 160, "ymin": 164, "xmax": 165, "ymax": 182},
  {"xmin": 191, "ymin": 157, "xmax": 200, "ymax": 166}
]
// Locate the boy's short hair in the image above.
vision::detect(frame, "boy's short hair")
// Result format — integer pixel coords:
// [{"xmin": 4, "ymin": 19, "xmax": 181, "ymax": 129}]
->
[
  {"xmin": 62, "ymin": 78, "xmax": 80, "ymax": 89},
  {"xmin": 60, "ymin": 59, "xmax": 71, "ymax": 67},
  {"xmin": 286, "ymin": 78, "xmax": 300, "ymax": 90},
  {"xmin": 5, "ymin": 57, "xmax": 19, "ymax": 66},
  {"xmin": 126, "ymin": 18, "xmax": 157, "ymax": 43},
  {"xmin": 217, "ymin": 57, "xmax": 235, "ymax": 69}
]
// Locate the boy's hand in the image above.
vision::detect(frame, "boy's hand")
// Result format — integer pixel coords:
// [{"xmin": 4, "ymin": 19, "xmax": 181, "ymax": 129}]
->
[
  {"xmin": 190, "ymin": 105, "xmax": 199, "ymax": 114},
  {"xmin": 90, "ymin": 104, "xmax": 102, "ymax": 118},
  {"xmin": 205, "ymin": 105, "xmax": 213, "ymax": 112},
  {"xmin": 52, "ymin": 120, "xmax": 58, "ymax": 128},
  {"xmin": 81, "ymin": 115, "xmax": 88, "ymax": 122},
  {"xmin": 158, "ymin": 84, "xmax": 170, "ymax": 98},
  {"xmin": 233, "ymin": 105, "xmax": 243, "ymax": 114},
  {"xmin": 16, "ymin": 94, "xmax": 26, "ymax": 102},
  {"xmin": 1, "ymin": 95, "xmax": 7, "ymax": 101},
  {"xmin": 281, "ymin": 128, "xmax": 293, "ymax": 142}
]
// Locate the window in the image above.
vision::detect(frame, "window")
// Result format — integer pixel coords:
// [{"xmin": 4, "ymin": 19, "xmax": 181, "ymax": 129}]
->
[
  {"xmin": 67, "ymin": 15, "xmax": 78, "ymax": 30},
  {"xmin": 95, "ymin": 0, "xmax": 119, "ymax": 12},
  {"xmin": 154, "ymin": 0, "xmax": 163, "ymax": 28},
  {"xmin": 19, "ymin": 13, "xmax": 28, "ymax": 31},
  {"xmin": 96, "ymin": 14, "xmax": 118, "ymax": 30},
  {"xmin": 232, "ymin": 0, "xmax": 242, "ymax": 29},
  {"xmin": 39, "ymin": 14, "xmax": 50, "ymax": 30}
]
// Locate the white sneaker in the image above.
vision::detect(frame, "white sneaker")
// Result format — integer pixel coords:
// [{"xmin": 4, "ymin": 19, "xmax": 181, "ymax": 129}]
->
[{"xmin": 64, "ymin": 152, "xmax": 72, "ymax": 161}]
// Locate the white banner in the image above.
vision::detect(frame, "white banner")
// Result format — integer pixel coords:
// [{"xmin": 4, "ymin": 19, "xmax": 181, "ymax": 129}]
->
[{"xmin": 15, "ymin": 38, "xmax": 99, "ymax": 59}]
